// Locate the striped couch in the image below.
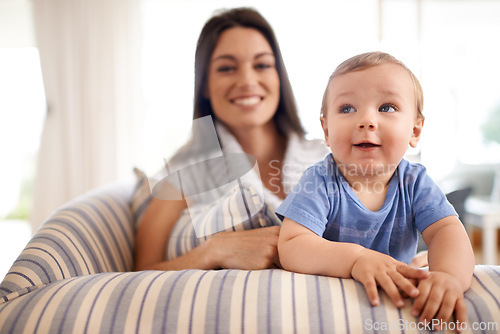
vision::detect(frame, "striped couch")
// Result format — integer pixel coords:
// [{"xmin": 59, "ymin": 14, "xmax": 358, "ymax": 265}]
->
[{"xmin": 0, "ymin": 184, "xmax": 499, "ymax": 333}]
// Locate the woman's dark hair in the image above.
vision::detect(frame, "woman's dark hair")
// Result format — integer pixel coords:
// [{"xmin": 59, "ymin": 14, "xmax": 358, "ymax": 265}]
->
[{"xmin": 193, "ymin": 7, "xmax": 305, "ymax": 137}]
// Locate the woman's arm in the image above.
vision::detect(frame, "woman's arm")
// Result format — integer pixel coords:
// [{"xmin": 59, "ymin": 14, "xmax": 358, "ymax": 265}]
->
[
  {"xmin": 134, "ymin": 196, "xmax": 281, "ymax": 271},
  {"xmin": 134, "ymin": 196, "xmax": 190, "ymax": 270}
]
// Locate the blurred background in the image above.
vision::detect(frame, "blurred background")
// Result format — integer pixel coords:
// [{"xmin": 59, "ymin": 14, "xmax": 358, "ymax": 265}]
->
[{"xmin": 1, "ymin": 0, "xmax": 500, "ymax": 278}]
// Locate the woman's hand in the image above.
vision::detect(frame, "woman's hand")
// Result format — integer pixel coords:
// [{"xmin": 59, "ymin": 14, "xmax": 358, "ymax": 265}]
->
[
  {"xmin": 135, "ymin": 196, "xmax": 281, "ymax": 271},
  {"xmin": 207, "ymin": 226, "xmax": 281, "ymax": 270}
]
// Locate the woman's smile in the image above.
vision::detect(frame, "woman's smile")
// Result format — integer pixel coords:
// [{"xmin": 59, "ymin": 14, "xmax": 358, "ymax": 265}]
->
[{"xmin": 231, "ymin": 95, "xmax": 263, "ymax": 107}]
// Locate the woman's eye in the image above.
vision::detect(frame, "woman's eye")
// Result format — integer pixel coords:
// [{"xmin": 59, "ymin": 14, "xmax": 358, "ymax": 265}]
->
[
  {"xmin": 217, "ymin": 66, "xmax": 235, "ymax": 73},
  {"xmin": 255, "ymin": 63, "xmax": 272, "ymax": 70},
  {"xmin": 379, "ymin": 104, "xmax": 397, "ymax": 113},
  {"xmin": 340, "ymin": 105, "xmax": 355, "ymax": 114}
]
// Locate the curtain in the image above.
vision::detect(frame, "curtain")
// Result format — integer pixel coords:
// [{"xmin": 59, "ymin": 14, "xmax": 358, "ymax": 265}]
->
[{"xmin": 30, "ymin": 0, "xmax": 144, "ymax": 232}]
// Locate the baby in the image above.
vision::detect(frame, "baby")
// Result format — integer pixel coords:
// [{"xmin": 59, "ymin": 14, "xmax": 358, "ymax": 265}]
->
[{"xmin": 277, "ymin": 51, "xmax": 474, "ymax": 326}]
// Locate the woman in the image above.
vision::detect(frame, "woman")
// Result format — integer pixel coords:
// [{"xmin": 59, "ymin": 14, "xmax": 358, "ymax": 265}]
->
[
  {"xmin": 134, "ymin": 7, "xmax": 328, "ymax": 271},
  {"xmin": 134, "ymin": 8, "xmax": 426, "ymax": 271}
]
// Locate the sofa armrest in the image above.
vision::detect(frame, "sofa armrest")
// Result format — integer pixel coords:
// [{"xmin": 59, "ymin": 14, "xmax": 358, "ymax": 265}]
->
[
  {"xmin": 0, "ymin": 183, "xmax": 134, "ymax": 302},
  {"xmin": 1, "ymin": 266, "xmax": 499, "ymax": 333}
]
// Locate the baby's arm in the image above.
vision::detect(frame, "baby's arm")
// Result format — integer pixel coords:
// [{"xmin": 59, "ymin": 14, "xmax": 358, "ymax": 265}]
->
[
  {"xmin": 413, "ymin": 215, "xmax": 475, "ymax": 326},
  {"xmin": 278, "ymin": 218, "xmax": 428, "ymax": 307}
]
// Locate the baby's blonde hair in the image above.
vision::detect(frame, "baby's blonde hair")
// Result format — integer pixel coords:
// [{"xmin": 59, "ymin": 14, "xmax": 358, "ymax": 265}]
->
[{"xmin": 320, "ymin": 51, "xmax": 424, "ymax": 119}]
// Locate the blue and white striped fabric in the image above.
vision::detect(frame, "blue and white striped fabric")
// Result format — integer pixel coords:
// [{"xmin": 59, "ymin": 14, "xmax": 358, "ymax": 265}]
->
[
  {"xmin": 0, "ymin": 183, "xmax": 134, "ymax": 303},
  {"xmin": 1, "ymin": 268, "xmax": 499, "ymax": 333},
  {"xmin": 1, "ymin": 184, "xmax": 499, "ymax": 334}
]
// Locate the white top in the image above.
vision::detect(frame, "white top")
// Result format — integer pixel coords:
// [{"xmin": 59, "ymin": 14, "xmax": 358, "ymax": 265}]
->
[
  {"xmin": 216, "ymin": 122, "xmax": 329, "ymax": 209},
  {"xmin": 159, "ymin": 119, "xmax": 329, "ymax": 210}
]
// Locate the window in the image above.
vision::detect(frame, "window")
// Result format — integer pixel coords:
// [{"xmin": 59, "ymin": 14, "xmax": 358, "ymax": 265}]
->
[
  {"xmin": 420, "ymin": 0, "xmax": 500, "ymax": 166},
  {"xmin": 0, "ymin": 0, "xmax": 44, "ymax": 278},
  {"xmin": 0, "ymin": 47, "xmax": 45, "ymax": 220}
]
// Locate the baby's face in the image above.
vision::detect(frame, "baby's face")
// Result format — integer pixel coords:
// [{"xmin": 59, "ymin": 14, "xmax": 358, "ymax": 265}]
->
[{"xmin": 320, "ymin": 63, "xmax": 423, "ymax": 177}]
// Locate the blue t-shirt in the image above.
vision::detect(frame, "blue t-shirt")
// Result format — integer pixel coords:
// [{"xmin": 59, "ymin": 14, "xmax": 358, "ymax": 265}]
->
[{"xmin": 276, "ymin": 154, "xmax": 456, "ymax": 264}]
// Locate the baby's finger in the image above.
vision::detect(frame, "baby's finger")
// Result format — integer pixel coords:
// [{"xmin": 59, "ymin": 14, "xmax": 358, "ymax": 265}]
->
[
  {"xmin": 433, "ymin": 292, "xmax": 457, "ymax": 324},
  {"xmin": 362, "ymin": 279, "xmax": 380, "ymax": 306},
  {"xmin": 453, "ymin": 298, "xmax": 468, "ymax": 332},
  {"xmin": 390, "ymin": 270, "xmax": 420, "ymax": 298},
  {"xmin": 377, "ymin": 274, "xmax": 405, "ymax": 307},
  {"xmin": 397, "ymin": 264, "xmax": 429, "ymax": 280},
  {"xmin": 419, "ymin": 286, "xmax": 445, "ymax": 323},
  {"xmin": 400, "ymin": 278, "xmax": 418, "ymax": 298},
  {"xmin": 411, "ymin": 281, "xmax": 431, "ymax": 317}
]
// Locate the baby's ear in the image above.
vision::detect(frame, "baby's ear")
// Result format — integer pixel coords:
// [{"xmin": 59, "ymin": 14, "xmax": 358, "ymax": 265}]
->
[
  {"xmin": 320, "ymin": 116, "xmax": 329, "ymax": 146},
  {"xmin": 409, "ymin": 117, "xmax": 424, "ymax": 148}
]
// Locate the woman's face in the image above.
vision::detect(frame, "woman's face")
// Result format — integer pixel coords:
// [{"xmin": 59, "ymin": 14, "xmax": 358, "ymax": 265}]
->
[{"xmin": 206, "ymin": 27, "xmax": 280, "ymax": 132}]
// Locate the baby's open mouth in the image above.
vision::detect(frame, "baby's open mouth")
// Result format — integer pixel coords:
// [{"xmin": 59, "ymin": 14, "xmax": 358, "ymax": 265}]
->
[{"xmin": 354, "ymin": 142, "xmax": 380, "ymax": 148}]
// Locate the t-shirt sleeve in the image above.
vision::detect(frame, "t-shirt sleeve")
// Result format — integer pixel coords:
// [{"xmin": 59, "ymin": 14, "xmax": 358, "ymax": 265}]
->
[
  {"xmin": 275, "ymin": 166, "xmax": 331, "ymax": 236},
  {"xmin": 412, "ymin": 166, "xmax": 457, "ymax": 233}
]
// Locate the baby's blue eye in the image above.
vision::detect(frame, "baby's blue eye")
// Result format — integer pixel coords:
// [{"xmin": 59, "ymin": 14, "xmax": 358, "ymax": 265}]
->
[
  {"xmin": 340, "ymin": 105, "xmax": 355, "ymax": 114},
  {"xmin": 379, "ymin": 104, "xmax": 396, "ymax": 113}
]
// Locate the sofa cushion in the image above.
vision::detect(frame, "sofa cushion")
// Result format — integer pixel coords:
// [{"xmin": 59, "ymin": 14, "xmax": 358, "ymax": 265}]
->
[{"xmin": 0, "ymin": 267, "xmax": 499, "ymax": 333}]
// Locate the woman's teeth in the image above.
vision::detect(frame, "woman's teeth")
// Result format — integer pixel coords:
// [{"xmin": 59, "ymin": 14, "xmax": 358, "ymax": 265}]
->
[{"xmin": 233, "ymin": 96, "xmax": 261, "ymax": 106}]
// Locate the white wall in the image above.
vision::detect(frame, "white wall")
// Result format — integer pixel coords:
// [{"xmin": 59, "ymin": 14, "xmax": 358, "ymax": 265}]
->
[{"xmin": 0, "ymin": 0, "xmax": 35, "ymax": 47}]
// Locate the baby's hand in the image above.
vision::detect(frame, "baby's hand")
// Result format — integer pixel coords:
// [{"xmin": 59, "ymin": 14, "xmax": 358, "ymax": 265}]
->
[
  {"xmin": 411, "ymin": 271, "xmax": 467, "ymax": 330},
  {"xmin": 351, "ymin": 249, "xmax": 429, "ymax": 308}
]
